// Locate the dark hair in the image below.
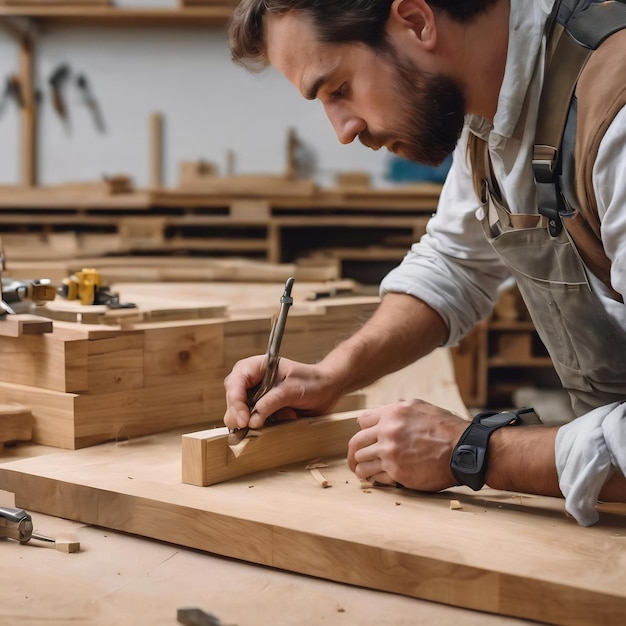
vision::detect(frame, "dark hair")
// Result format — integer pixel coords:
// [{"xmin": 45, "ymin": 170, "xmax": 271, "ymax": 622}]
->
[{"xmin": 229, "ymin": 0, "xmax": 500, "ymax": 70}]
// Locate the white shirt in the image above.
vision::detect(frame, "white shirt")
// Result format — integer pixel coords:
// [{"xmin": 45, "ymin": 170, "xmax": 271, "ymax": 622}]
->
[{"xmin": 380, "ymin": 0, "xmax": 626, "ymax": 525}]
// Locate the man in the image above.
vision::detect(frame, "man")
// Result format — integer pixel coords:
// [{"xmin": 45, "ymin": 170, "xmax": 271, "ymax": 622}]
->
[{"xmin": 223, "ymin": 0, "xmax": 626, "ymax": 525}]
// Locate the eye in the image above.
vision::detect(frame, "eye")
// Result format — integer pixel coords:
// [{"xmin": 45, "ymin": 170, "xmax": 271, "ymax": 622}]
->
[{"xmin": 330, "ymin": 83, "xmax": 348, "ymax": 100}]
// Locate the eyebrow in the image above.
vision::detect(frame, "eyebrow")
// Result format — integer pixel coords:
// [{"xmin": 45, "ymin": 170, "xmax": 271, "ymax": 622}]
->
[{"xmin": 304, "ymin": 74, "xmax": 329, "ymax": 101}]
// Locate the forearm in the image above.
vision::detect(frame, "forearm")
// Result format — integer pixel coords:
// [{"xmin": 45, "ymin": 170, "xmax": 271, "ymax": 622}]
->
[
  {"xmin": 485, "ymin": 423, "xmax": 626, "ymax": 502},
  {"xmin": 486, "ymin": 426, "xmax": 561, "ymax": 496},
  {"xmin": 318, "ymin": 292, "xmax": 448, "ymax": 396}
]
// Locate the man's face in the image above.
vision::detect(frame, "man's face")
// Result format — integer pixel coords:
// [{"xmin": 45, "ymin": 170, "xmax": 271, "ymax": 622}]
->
[{"xmin": 265, "ymin": 12, "xmax": 465, "ymax": 166}]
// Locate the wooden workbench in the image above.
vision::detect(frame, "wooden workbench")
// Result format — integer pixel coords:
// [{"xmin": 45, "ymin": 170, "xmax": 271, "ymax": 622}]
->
[
  {"xmin": 0, "ymin": 350, "xmax": 527, "ymax": 626},
  {"xmin": 0, "ymin": 488, "xmax": 527, "ymax": 626}
]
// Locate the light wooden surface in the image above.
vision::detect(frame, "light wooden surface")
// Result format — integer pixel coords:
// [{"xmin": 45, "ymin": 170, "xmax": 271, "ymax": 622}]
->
[
  {"xmin": 0, "ymin": 351, "xmax": 530, "ymax": 626},
  {"xmin": 0, "ymin": 488, "xmax": 528, "ymax": 626},
  {"xmin": 2, "ymin": 424, "xmax": 626, "ymax": 625},
  {"xmin": 2, "ymin": 352, "xmax": 624, "ymax": 625}
]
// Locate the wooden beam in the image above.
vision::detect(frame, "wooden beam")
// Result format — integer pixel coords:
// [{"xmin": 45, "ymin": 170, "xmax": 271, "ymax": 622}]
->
[
  {"xmin": 182, "ymin": 410, "xmax": 362, "ymax": 486},
  {"xmin": 0, "ymin": 314, "xmax": 52, "ymax": 337},
  {"xmin": 149, "ymin": 112, "xmax": 163, "ymax": 189}
]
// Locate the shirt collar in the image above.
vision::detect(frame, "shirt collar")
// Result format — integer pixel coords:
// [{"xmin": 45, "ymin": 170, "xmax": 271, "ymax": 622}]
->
[{"xmin": 467, "ymin": 0, "xmax": 556, "ymax": 140}]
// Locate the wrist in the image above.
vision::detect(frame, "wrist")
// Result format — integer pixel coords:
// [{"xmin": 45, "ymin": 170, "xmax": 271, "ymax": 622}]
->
[
  {"xmin": 450, "ymin": 408, "xmax": 540, "ymax": 491},
  {"xmin": 486, "ymin": 425, "xmax": 560, "ymax": 495}
]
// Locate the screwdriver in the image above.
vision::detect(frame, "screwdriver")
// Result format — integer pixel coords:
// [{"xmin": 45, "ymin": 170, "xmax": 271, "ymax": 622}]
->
[{"xmin": 0, "ymin": 506, "xmax": 55, "ymax": 544}]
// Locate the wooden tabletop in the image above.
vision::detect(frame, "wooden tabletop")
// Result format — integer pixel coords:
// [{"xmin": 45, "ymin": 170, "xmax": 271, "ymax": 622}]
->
[{"xmin": 0, "ymin": 483, "xmax": 529, "ymax": 626}]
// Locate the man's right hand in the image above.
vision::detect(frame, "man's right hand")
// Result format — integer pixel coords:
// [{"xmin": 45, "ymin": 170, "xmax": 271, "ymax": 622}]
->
[{"xmin": 223, "ymin": 355, "xmax": 345, "ymax": 431}]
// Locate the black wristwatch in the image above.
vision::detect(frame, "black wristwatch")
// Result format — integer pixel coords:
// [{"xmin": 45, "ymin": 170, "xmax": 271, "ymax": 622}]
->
[{"xmin": 450, "ymin": 407, "xmax": 539, "ymax": 491}]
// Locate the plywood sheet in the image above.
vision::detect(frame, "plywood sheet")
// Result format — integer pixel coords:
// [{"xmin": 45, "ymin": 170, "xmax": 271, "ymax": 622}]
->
[{"xmin": 1, "ymin": 426, "xmax": 625, "ymax": 626}]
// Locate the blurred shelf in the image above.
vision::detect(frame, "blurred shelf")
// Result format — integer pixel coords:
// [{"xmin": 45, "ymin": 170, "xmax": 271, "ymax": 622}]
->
[{"xmin": 0, "ymin": 6, "xmax": 234, "ymax": 27}]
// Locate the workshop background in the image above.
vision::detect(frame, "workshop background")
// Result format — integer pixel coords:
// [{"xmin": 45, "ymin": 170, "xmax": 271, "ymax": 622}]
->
[
  {"xmin": 0, "ymin": 17, "xmax": 393, "ymax": 187},
  {"xmin": 0, "ymin": 1, "xmax": 568, "ymax": 415},
  {"xmin": 0, "ymin": 4, "xmax": 616, "ymax": 626}
]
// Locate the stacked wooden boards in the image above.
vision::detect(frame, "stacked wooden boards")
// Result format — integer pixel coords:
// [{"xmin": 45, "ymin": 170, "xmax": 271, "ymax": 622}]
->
[
  {"xmin": 1, "ymin": 417, "xmax": 625, "ymax": 626},
  {"xmin": 0, "ymin": 292, "xmax": 378, "ymax": 449}
]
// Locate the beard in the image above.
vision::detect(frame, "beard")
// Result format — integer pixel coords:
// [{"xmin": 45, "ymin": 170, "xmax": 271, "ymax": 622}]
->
[{"xmin": 359, "ymin": 49, "xmax": 466, "ymax": 166}]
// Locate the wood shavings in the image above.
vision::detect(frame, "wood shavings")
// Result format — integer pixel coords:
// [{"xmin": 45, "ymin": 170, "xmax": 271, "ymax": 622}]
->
[
  {"xmin": 305, "ymin": 461, "xmax": 329, "ymax": 470},
  {"xmin": 228, "ymin": 429, "xmax": 262, "ymax": 458},
  {"xmin": 449, "ymin": 499, "xmax": 463, "ymax": 510},
  {"xmin": 360, "ymin": 479, "xmax": 374, "ymax": 490},
  {"xmin": 309, "ymin": 468, "xmax": 330, "ymax": 488}
]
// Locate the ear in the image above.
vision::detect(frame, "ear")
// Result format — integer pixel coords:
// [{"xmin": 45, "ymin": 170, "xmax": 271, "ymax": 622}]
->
[{"xmin": 389, "ymin": 0, "xmax": 437, "ymax": 50}]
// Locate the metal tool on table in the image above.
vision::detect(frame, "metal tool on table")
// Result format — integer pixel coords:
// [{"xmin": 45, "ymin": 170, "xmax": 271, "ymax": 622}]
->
[
  {"xmin": 0, "ymin": 244, "xmax": 56, "ymax": 316},
  {"xmin": 0, "ymin": 506, "xmax": 55, "ymax": 544},
  {"xmin": 58, "ymin": 267, "xmax": 136, "ymax": 309},
  {"xmin": 228, "ymin": 276, "xmax": 295, "ymax": 445}
]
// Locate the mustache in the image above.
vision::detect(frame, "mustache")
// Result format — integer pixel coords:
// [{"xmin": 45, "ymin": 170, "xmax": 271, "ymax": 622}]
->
[{"xmin": 358, "ymin": 130, "xmax": 389, "ymax": 151}]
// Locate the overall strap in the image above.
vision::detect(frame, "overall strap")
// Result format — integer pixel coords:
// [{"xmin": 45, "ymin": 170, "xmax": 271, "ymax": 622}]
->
[{"xmin": 533, "ymin": 1, "xmax": 626, "ymax": 301}]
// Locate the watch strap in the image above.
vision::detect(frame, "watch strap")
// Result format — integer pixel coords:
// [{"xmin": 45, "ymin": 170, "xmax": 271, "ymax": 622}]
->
[{"xmin": 450, "ymin": 407, "xmax": 536, "ymax": 491}]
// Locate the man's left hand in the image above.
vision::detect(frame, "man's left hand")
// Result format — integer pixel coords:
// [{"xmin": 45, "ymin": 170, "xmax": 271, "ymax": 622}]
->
[{"xmin": 347, "ymin": 399, "xmax": 469, "ymax": 491}]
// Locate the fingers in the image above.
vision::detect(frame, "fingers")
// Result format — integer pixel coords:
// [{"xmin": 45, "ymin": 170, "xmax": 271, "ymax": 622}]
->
[
  {"xmin": 248, "ymin": 406, "xmax": 297, "ymax": 430},
  {"xmin": 223, "ymin": 356, "xmax": 266, "ymax": 430},
  {"xmin": 224, "ymin": 356, "xmax": 304, "ymax": 430},
  {"xmin": 347, "ymin": 418, "xmax": 379, "ymax": 473}
]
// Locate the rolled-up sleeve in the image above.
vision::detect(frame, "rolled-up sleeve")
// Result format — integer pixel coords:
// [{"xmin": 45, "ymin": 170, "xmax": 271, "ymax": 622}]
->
[
  {"xmin": 556, "ymin": 402, "xmax": 626, "ymax": 525},
  {"xmin": 380, "ymin": 129, "xmax": 511, "ymax": 346}
]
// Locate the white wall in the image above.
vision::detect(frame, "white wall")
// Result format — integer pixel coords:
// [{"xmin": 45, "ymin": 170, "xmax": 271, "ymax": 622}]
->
[{"xmin": 0, "ymin": 22, "xmax": 392, "ymax": 188}]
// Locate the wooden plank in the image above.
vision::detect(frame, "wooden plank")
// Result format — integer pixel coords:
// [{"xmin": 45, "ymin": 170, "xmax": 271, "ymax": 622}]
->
[
  {"xmin": 142, "ymin": 322, "xmax": 223, "ymax": 388},
  {"xmin": 177, "ymin": 174, "xmax": 317, "ymax": 198},
  {"xmin": 0, "ymin": 492, "xmax": 513, "ymax": 626},
  {"xmin": 0, "ymin": 403, "xmax": 32, "ymax": 444},
  {"xmin": 0, "ymin": 366, "xmax": 223, "ymax": 449},
  {"xmin": 87, "ymin": 332, "xmax": 144, "ymax": 394},
  {"xmin": 182, "ymin": 411, "xmax": 362, "ymax": 486},
  {"xmin": 149, "ymin": 112, "xmax": 163, "ymax": 189},
  {"xmin": 2, "ymin": 426, "xmax": 625, "ymax": 625},
  {"xmin": 0, "ymin": 332, "xmax": 88, "ymax": 392},
  {"xmin": 0, "ymin": 314, "xmax": 52, "ymax": 337}
]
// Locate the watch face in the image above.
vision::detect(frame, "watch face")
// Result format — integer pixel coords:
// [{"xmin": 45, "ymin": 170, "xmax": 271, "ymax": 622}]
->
[
  {"xmin": 479, "ymin": 412, "xmax": 518, "ymax": 428},
  {"xmin": 454, "ymin": 446, "xmax": 480, "ymax": 471}
]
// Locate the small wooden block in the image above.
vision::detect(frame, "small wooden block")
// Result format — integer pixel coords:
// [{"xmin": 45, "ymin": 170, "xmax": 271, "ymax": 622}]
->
[
  {"xmin": 182, "ymin": 410, "xmax": 361, "ymax": 487},
  {"xmin": 0, "ymin": 314, "xmax": 53, "ymax": 337},
  {"xmin": 54, "ymin": 533, "xmax": 80, "ymax": 553}
]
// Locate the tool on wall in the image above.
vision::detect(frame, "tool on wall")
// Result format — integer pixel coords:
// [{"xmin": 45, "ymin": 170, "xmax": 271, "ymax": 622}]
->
[
  {"xmin": 76, "ymin": 73, "xmax": 106, "ymax": 133},
  {"xmin": 58, "ymin": 267, "xmax": 136, "ymax": 309},
  {"xmin": 0, "ymin": 74, "xmax": 24, "ymax": 118},
  {"xmin": 228, "ymin": 276, "xmax": 295, "ymax": 446},
  {"xmin": 48, "ymin": 63, "xmax": 70, "ymax": 121}
]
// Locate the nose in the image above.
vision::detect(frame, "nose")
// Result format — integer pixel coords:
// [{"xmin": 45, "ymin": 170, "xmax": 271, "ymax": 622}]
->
[{"xmin": 325, "ymin": 105, "xmax": 366, "ymax": 145}]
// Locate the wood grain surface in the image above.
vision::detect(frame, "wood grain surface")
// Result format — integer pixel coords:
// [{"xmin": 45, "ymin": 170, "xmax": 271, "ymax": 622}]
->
[{"xmin": 1, "ymin": 424, "xmax": 625, "ymax": 625}]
